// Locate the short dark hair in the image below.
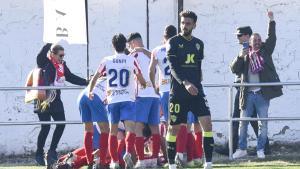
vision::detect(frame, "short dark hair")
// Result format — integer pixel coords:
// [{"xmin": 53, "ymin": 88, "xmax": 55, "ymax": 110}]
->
[
  {"xmin": 235, "ymin": 26, "xmax": 253, "ymax": 37},
  {"xmin": 164, "ymin": 25, "xmax": 177, "ymax": 40},
  {"xmin": 180, "ymin": 10, "xmax": 197, "ymax": 23},
  {"xmin": 127, "ymin": 32, "xmax": 142, "ymax": 42},
  {"xmin": 112, "ymin": 33, "xmax": 127, "ymax": 53},
  {"xmin": 124, "ymin": 48, "xmax": 130, "ymax": 55},
  {"xmin": 51, "ymin": 45, "xmax": 64, "ymax": 54}
]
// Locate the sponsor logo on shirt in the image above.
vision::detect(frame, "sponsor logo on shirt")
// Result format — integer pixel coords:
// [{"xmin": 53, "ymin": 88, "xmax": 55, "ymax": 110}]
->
[
  {"xmin": 107, "ymin": 89, "xmax": 129, "ymax": 96},
  {"xmin": 161, "ymin": 79, "xmax": 170, "ymax": 85}
]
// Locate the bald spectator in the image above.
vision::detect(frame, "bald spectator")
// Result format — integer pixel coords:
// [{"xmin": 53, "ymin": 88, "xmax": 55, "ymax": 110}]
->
[{"xmin": 231, "ymin": 11, "xmax": 283, "ymax": 159}]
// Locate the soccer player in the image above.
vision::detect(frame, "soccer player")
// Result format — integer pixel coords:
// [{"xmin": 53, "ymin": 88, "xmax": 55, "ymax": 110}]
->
[
  {"xmin": 149, "ymin": 25, "xmax": 176, "ymax": 126},
  {"xmin": 186, "ymin": 112, "xmax": 203, "ymax": 167},
  {"xmin": 55, "ymin": 124, "xmax": 103, "ymax": 169},
  {"xmin": 88, "ymin": 33, "xmax": 146, "ymax": 169},
  {"xmin": 150, "ymin": 25, "xmax": 202, "ymax": 167},
  {"xmin": 149, "ymin": 25, "xmax": 177, "ymax": 166},
  {"xmin": 127, "ymin": 32, "xmax": 161, "ymax": 168},
  {"xmin": 166, "ymin": 10, "xmax": 214, "ymax": 169},
  {"xmin": 77, "ymin": 77, "xmax": 109, "ymax": 169}
]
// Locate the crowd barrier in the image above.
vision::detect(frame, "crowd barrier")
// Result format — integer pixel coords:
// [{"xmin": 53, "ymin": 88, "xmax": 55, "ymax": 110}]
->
[{"xmin": 1, "ymin": 81, "xmax": 300, "ymax": 160}]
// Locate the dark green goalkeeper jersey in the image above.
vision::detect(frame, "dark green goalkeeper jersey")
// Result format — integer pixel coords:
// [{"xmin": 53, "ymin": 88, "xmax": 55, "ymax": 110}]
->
[{"xmin": 167, "ymin": 34, "xmax": 205, "ymax": 99}]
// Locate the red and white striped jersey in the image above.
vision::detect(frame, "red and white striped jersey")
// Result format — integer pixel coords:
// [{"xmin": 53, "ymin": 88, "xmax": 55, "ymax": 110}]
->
[
  {"xmin": 97, "ymin": 53, "xmax": 141, "ymax": 104},
  {"xmin": 133, "ymin": 52, "xmax": 159, "ymax": 98}
]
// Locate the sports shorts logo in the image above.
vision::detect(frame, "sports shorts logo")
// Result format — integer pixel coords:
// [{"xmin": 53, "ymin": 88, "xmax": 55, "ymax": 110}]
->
[{"xmin": 170, "ymin": 115, "xmax": 177, "ymax": 122}]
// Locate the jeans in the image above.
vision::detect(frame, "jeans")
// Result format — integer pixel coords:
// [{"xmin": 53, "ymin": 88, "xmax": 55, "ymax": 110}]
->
[
  {"xmin": 239, "ymin": 92, "xmax": 269, "ymax": 151},
  {"xmin": 232, "ymin": 89, "xmax": 260, "ymax": 152}
]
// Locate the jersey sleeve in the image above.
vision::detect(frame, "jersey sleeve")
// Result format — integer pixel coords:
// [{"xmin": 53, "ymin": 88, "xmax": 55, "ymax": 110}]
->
[{"xmin": 167, "ymin": 38, "xmax": 186, "ymax": 84}]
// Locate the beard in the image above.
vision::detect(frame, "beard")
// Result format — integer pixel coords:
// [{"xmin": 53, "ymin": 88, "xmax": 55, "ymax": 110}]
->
[
  {"xmin": 182, "ymin": 29, "xmax": 192, "ymax": 37},
  {"xmin": 254, "ymin": 43, "xmax": 262, "ymax": 50}
]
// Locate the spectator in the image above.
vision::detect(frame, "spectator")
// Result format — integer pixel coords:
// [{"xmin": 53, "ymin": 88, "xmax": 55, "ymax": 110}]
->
[
  {"xmin": 231, "ymin": 11, "xmax": 283, "ymax": 159},
  {"xmin": 35, "ymin": 43, "xmax": 88, "ymax": 166},
  {"xmin": 216, "ymin": 26, "xmax": 269, "ymax": 155}
]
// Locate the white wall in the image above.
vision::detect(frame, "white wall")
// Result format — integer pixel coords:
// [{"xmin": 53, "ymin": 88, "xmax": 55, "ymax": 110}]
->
[{"xmin": 0, "ymin": 0, "xmax": 299, "ymax": 154}]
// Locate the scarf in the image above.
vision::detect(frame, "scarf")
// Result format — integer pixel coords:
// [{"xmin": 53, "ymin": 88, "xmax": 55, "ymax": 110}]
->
[
  {"xmin": 249, "ymin": 48, "xmax": 264, "ymax": 74},
  {"xmin": 49, "ymin": 56, "xmax": 65, "ymax": 86}
]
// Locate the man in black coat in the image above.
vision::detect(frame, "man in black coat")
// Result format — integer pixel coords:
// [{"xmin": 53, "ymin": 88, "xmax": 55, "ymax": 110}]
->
[{"xmin": 35, "ymin": 43, "xmax": 88, "ymax": 166}]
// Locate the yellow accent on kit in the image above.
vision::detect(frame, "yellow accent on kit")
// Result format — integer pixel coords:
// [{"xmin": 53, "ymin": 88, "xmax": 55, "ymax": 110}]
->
[{"xmin": 203, "ymin": 131, "xmax": 213, "ymax": 137}]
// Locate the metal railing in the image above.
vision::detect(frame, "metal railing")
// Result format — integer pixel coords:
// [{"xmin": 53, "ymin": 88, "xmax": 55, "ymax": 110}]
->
[
  {"xmin": 223, "ymin": 82, "xmax": 300, "ymax": 160},
  {"xmin": 1, "ymin": 82, "xmax": 300, "ymax": 160}
]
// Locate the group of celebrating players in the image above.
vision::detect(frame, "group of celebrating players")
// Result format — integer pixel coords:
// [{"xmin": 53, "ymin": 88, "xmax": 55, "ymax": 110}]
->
[{"xmin": 56, "ymin": 10, "xmax": 214, "ymax": 169}]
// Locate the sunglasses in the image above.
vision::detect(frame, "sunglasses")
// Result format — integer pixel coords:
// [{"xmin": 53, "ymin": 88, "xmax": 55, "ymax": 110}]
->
[{"xmin": 237, "ymin": 34, "xmax": 244, "ymax": 38}]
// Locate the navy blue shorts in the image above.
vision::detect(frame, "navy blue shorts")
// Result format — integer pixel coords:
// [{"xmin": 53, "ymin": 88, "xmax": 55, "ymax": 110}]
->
[
  {"xmin": 78, "ymin": 93, "xmax": 108, "ymax": 123},
  {"xmin": 135, "ymin": 97, "xmax": 160, "ymax": 125},
  {"xmin": 108, "ymin": 101, "xmax": 136, "ymax": 124}
]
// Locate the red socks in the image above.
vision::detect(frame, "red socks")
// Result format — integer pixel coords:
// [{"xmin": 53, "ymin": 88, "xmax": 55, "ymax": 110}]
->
[
  {"xmin": 99, "ymin": 132, "xmax": 109, "ymax": 164},
  {"xmin": 118, "ymin": 139, "xmax": 126, "ymax": 167},
  {"xmin": 83, "ymin": 131, "xmax": 93, "ymax": 164},
  {"xmin": 135, "ymin": 137, "xmax": 145, "ymax": 160},
  {"xmin": 194, "ymin": 131, "xmax": 203, "ymax": 159},
  {"xmin": 109, "ymin": 134, "xmax": 119, "ymax": 162},
  {"xmin": 152, "ymin": 134, "xmax": 160, "ymax": 158},
  {"xmin": 125, "ymin": 132, "xmax": 136, "ymax": 153},
  {"xmin": 176, "ymin": 125, "xmax": 187, "ymax": 153},
  {"xmin": 72, "ymin": 156, "xmax": 88, "ymax": 169},
  {"xmin": 187, "ymin": 133, "xmax": 195, "ymax": 161}
]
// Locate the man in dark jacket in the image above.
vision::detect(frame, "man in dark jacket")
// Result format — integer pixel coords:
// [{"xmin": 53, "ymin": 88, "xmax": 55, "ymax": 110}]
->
[
  {"xmin": 231, "ymin": 11, "xmax": 283, "ymax": 159},
  {"xmin": 216, "ymin": 26, "xmax": 270, "ymax": 155},
  {"xmin": 35, "ymin": 43, "xmax": 88, "ymax": 166}
]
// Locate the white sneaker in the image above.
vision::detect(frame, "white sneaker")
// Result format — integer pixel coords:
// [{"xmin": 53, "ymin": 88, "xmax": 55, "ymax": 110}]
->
[
  {"xmin": 257, "ymin": 150, "xmax": 265, "ymax": 159},
  {"xmin": 135, "ymin": 160, "xmax": 147, "ymax": 169},
  {"xmin": 233, "ymin": 149, "xmax": 247, "ymax": 159},
  {"xmin": 123, "ymin": 152, "xmax": 134, "ymax": 168},
  {"xmin": 92, "ymin": 153, "xmax": 100, "ymax": 169},
  {"xmin": 185, "ymin": 160, "xmax": 195, "ymax": 167},
  {"xmin": 64, "ymin": 152, "xmax": 77, "ymax": 166},
  {"xmin": 204, "ymin": 162, "xmax": 213, "ymax": 169},
  {"xmin": 175, "ymin": 153, "xmax": 185, "ymax": 167},
  {"xmin": 110, "ymin": 162, "xmax": 120, "ymax": 169},
  {"xmin": 182, "ymin": 152, "xmax": 187, "ymax": 163},
  {"xmin": 193, "ymin": 158, "xmax": 203, "ymax": 167},
  {"xmin": 169, "ymin": 164, "xmax": 176, "ymax": 169},
  {"xmin": 147, "ymin": 158, "xmax": 158, "ymax": 168}
]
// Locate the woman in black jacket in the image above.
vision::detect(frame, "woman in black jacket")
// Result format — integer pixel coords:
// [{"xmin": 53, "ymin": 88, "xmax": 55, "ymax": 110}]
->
[{"xmin": 35, "ymin": 43, "xmax": 88, "ymax": 166}]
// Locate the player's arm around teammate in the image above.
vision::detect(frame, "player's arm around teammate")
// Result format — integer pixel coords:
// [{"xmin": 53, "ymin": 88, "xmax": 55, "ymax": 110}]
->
[
  {"xmin": 149, "ymin": 50, "xmax": 160, "ymax": 95},
  {"xmin": 127, "ymin": 32, "xmax": 162, "ymax": 167}
]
